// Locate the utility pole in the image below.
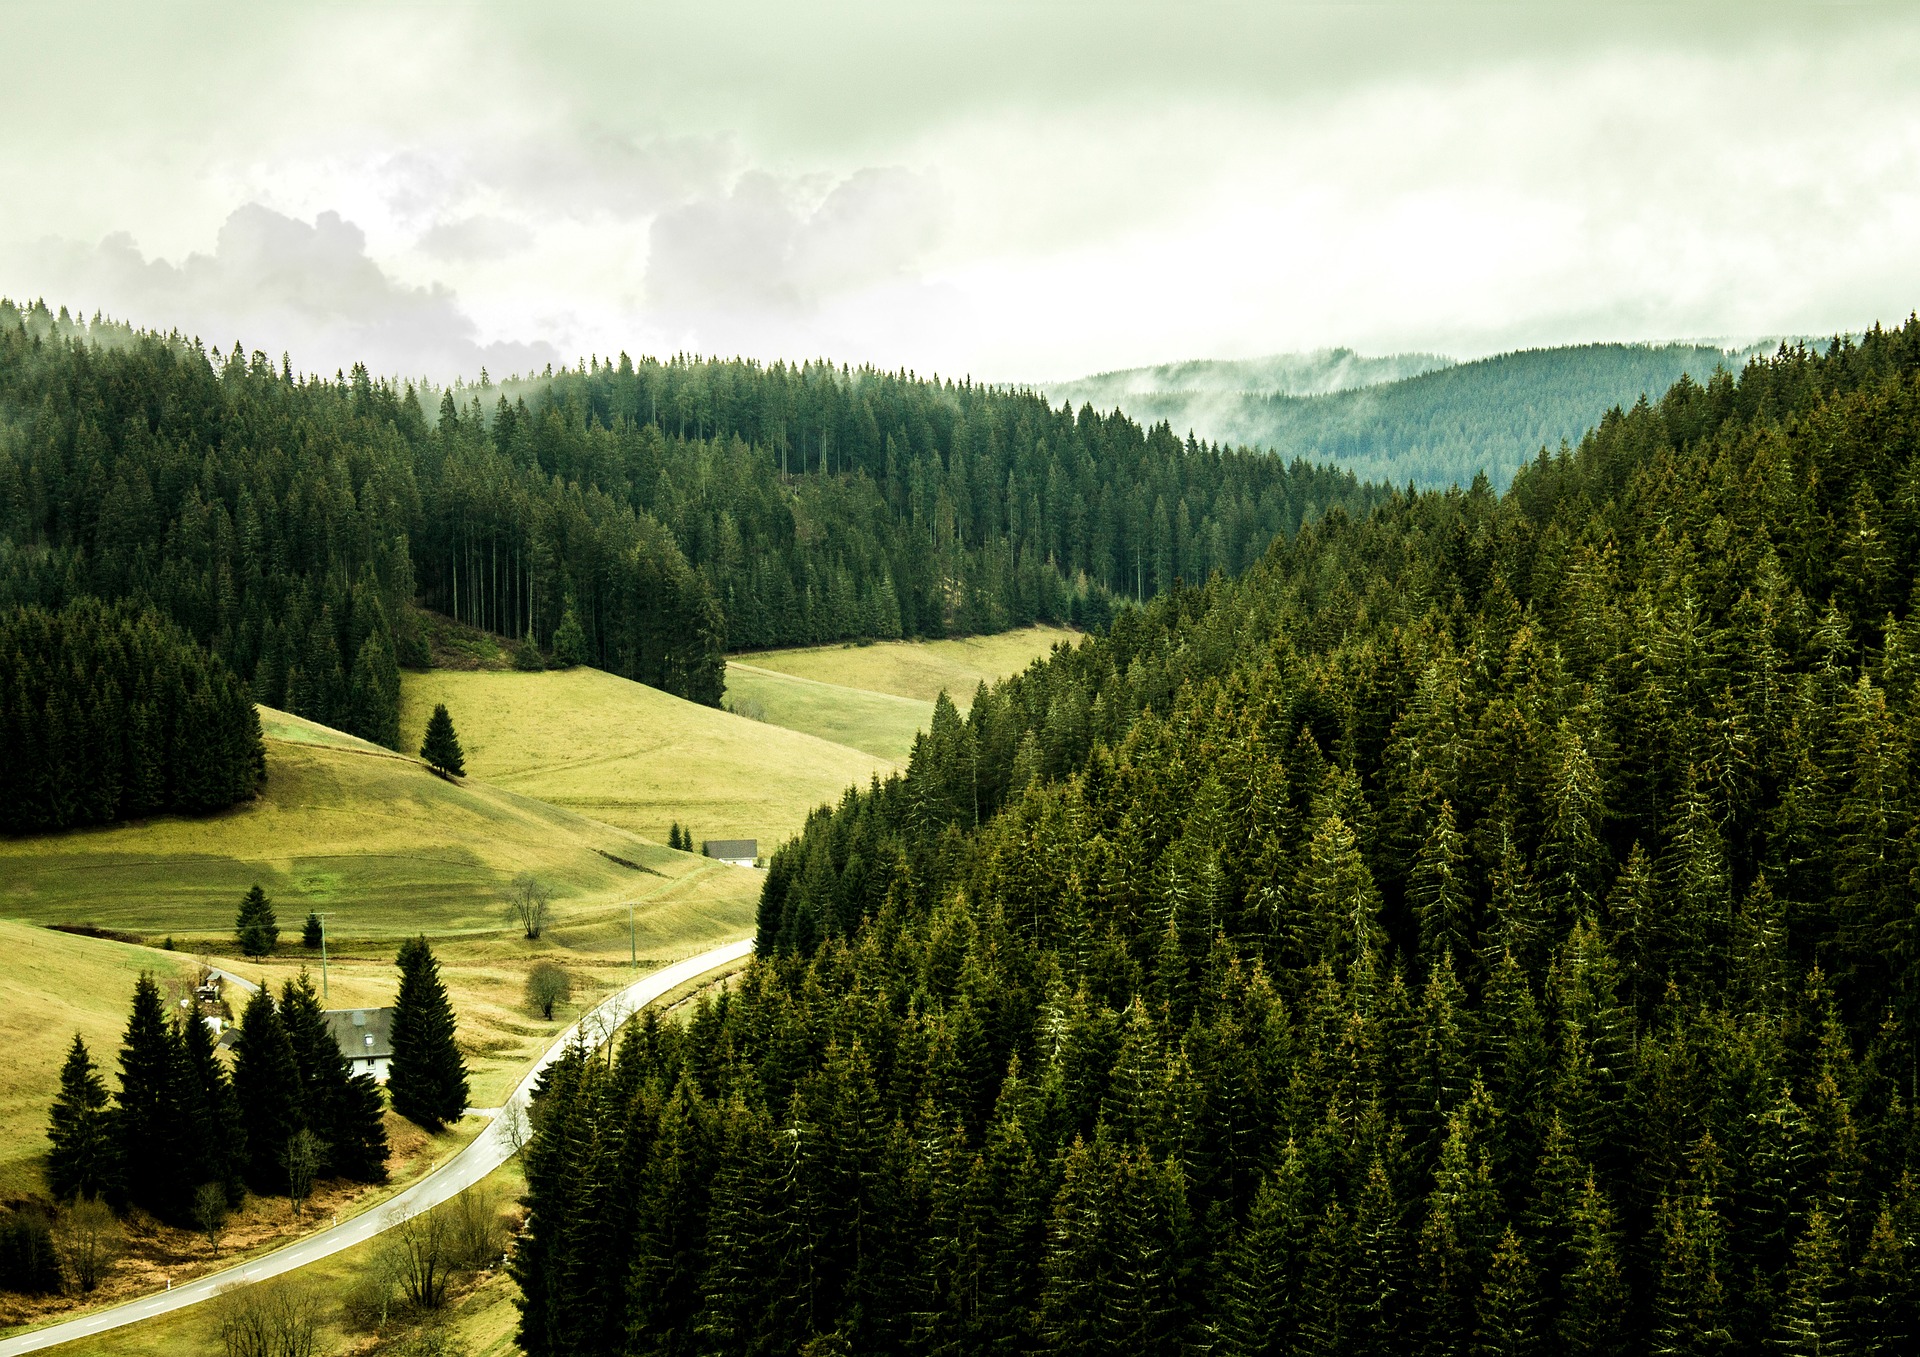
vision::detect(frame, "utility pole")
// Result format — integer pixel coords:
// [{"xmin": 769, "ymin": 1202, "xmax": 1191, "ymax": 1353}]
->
[
  {"xmin": 628, "ymin": 900, "xmax": 636, "ymax": 975},
  {"xmin": 314, "ymin": 912, "xmax": 335, "ymax": 1002}
]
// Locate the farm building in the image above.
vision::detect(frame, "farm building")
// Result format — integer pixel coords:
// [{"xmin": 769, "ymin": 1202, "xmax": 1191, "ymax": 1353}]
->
[
  {"xmin": 703, "ymin": 838, "xmax": 759, "ymax": 867},
  {"xmin": 325, "ymin": 1006, "xmax": 396, "ymax": 1081}
]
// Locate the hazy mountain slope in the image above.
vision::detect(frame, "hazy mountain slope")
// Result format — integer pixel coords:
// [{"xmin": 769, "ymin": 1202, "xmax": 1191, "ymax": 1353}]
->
[
  {"xmin": 1042, "ymin": 348, "xmax": 1453, "ymax": 405},
  {"xmin": 1049, "ymin": 339, "xmax": 1794, "ymax": 488}
]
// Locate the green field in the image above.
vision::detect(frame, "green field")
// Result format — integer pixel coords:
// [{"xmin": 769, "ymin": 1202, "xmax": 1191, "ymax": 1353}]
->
[
  {"xmin": 0, "ymin": 923, "xmax": 194, "ymax": 1194},
  {"xmin": 399, "ymin": 667, "xmax": 892, "ymax": 850},
  {"xmin": 0, "ymin": 703, "xmax": 757, "ymax": 943},
  {"xmin": 735, "ymin": 623, "xmax": 1077, "ymax": 706},
  {"xmin": 724, "ymin": 662, "xmax": 934, "ymax": 762}
]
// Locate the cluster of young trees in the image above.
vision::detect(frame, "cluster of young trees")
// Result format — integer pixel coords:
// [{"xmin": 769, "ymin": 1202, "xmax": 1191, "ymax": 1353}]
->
[
  {"xmin": 47, "ymin": 970, "xmax": 386, "ymax": 1231},
  {"xmin": 514, "ymin": 320, "xmax": 1920, "ymax": 1355},
  {"xmin": 0, "ymin": 598, "xmax": 263, "ymax": 832}
]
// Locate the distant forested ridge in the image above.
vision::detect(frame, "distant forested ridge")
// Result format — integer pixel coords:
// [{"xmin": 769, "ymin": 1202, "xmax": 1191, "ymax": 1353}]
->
[
  {"xmin": 1054, "ymin": 340, "xmax": 1791, "ymax": 490},
  {"xmin": 515, "ymin": 322, "xmax": 1920, "ymax": 1355},
  {"xmin": 0, "ymin": 300, "xmax": 1382, "ymax": 759},
  {"xmin": 0, "ymin": 598, "xmax": 263, "ymax": 832}
]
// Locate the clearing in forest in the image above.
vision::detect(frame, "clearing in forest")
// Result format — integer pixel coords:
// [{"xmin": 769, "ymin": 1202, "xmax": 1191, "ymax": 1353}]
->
[{"xmin": 399, "ymin": 667, "xmax": 892, "ymax": 851}]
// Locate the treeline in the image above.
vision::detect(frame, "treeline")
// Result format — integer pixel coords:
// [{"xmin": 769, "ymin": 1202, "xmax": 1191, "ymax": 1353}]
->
[
  {"xmin": 514, "ymin": 319, "xmax": 1920, "ymax": 1355},
  {"xmin": 0, "ymin": 300, "xmax": 1382, "ymax": 748},
  {"xmin": 0, "ymin": 598, "xmax": 262, "ymax": 833}
]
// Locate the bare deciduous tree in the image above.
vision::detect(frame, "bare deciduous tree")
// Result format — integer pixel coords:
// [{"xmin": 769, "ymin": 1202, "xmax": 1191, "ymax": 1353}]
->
[
  {"xmin": 51, "ymin": 1195, "xmax": 120, "ymax": 1293},
  {"xmin": 508, "ymin": 874, "xmax": 552, "ymax": 940},
  {"xmin": 282, "ymin": 1129, "xmax": 325, "ymax": 1218},
  {"xmin": 194, "ymin": 1180, "xmax": 229, "ymax": 1257},
  {"xmin": 444, "ymin": 1182, "xmax": 508, "ymax": 1272},
  {"xmin": 212, "ymin": 1276, "xmax": 323, "ymax": 1357},
  {"xmin": 378, "ymin": 1202, "xmax": 456, "ymax": 1311},
  {"xmin": 524, "ymin": 960, "xmax": 572, "ymax": 1020}
]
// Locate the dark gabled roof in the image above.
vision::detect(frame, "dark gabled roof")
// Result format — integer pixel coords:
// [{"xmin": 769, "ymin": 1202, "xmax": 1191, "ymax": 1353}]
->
[
  {"xmin": 703, "ymin": 839, "xmax": 758, "ymax": 859},
  {"xmin": 324, "ymin": 1006, "xmax": 396, "ymax": 1061}
]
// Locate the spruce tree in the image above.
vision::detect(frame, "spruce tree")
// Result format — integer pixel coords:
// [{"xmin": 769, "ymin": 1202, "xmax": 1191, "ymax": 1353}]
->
[
  {"xmin": 419, "ymin": 703, "xmax": 465, "ymax": 778},
  {"xmin": 177, "ymin": 1002, "xmax": 245, "ymax": 1205},
  {"xmin": 46, "ymin": 1036, "xmax": 116, "ymax": 1203},
  {"xmin": 113, "ymin": 973, "xmax": 190, "ymax": 1220},
  {"xmin": 280, "ymin": 970, "xmax": 388, "ymax": 1182},
  {"xmin": 302, "ymin": 911, "xmax": 323, "ymax": 949},
  {"xmin": 235, "ymin": 883, "xmax": 278, "ymax": 958},
  {"xmin": 230, "ymin": 987, "xmax": 303, "ymax": 1195},
  {"xmin": 388, "ymin": 936, "xmax": 468, "ymax": 1129},
  {"xmin": 552, "ymin": 603, "xmax": 587, "ymax": 667}
]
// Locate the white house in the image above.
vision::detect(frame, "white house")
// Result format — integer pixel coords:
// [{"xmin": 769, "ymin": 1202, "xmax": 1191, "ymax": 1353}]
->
[
  {"xmin": 324, "ymin": 1006, "xmax": 396, "ymax": 1082},
  {"xmin": 703, "ymin": 838, "xmax": 759, "ymax": 867}
]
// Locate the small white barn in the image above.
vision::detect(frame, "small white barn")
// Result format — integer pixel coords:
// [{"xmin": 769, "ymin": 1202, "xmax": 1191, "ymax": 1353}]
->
[
  {"xmin": 325, "ymin": 1007, "xmax": 396, "ymax": 1082},
  {"xmin": 703, "ymin": 838, "xmax": 759, "ymax": 867}
]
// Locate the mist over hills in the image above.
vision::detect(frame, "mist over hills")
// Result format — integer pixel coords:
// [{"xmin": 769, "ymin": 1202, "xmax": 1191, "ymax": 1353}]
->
[{"xmin": 1042, "ymin": 339, "xmax": 1796, "ymax": 488}]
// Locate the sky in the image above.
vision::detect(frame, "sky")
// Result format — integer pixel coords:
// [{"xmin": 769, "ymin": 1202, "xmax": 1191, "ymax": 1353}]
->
[{"xmin": 3, "ymin": 1, "xmax": 1918, "ymax": 385}]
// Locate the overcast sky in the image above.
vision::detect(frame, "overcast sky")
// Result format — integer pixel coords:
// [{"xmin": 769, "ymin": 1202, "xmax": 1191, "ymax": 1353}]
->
[{"xmin": 4, "ymin": 1, "xmax": 1917, "ymax": 384}]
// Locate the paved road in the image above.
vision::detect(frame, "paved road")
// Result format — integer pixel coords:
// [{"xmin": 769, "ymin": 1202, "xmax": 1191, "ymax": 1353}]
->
[{"xmin": 0, "ymin": 937, "xmax": 755, "ymax": 1356}]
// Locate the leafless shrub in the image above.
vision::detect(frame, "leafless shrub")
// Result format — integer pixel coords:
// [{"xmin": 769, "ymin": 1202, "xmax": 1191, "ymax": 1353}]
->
[
  {"xmin": 211, "ymin": 1275, "xmax": 323, "ymax": 1357},
  {"xmin": 378, "ymin": 1203, "xmax": 456, "ymax": 1311},
  {"xmin": 51, "ymin": 1196, "xmax": 120, "ymax": 1293}
]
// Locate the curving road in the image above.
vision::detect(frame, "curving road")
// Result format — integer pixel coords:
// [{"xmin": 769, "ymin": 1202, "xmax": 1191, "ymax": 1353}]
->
[{"xmin": 0, "ymin": 937, "xmax": 754, "ymax": 1356}]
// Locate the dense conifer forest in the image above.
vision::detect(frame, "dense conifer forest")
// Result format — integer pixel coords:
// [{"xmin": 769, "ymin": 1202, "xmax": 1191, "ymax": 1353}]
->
[
  {"xmin": 0, "ymin": 299, "xmax": 1381, "ymax": 769},
  {"xmin": 0, "ymin": 598, "xmax": 263, "ymax": 832},
  {"xmin": 515, "ymin": 322, "xmax": 1920, "ymax": 1355}
]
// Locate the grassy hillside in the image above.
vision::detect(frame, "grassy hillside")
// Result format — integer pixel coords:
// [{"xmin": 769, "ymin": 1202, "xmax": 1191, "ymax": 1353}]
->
[
  {"xmin": 735, "ymin": 624, "xmax": 1077, "ymax": 707},
  {"xmin": 0, "ymin": 704, "xmax": 758, "ymax": 944},
  {"xmin": 0, "ymin": 924, "xmax": 193, "ymax": 1194},
  {"xmin": 399, "ymin": 668, "xmax": 892, "ymax": 850},
  {"xmin": 724, "ymin": 663, "xmax": 935, "ymax": 762}
]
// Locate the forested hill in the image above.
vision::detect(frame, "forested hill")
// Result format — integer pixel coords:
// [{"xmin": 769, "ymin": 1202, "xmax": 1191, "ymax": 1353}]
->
[
  {"xmin": 0, "ymin": 300, "xmax": 1381, "ymax": 768},
  {"xmin": 515, "ymin": 321, "xmax": 1920, "ymax": 1355},
  {"xmin": 1048, "ymin": 339, "xmax": 1788, "ymax": 490}
]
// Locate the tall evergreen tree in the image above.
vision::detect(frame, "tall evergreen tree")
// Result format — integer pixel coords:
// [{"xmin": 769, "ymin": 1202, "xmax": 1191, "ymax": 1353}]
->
[
  {"xmin": 229, "ymin": 987, "xmax": 303, "ymax": 1195},
  {"xmin": 177, "ymin": 1003, "xmax": 245, "ymax": 1205},
  {"xmin": 388, "ymin": 937, "xmax": 468, "ymax": 1129},
  {"xmin": 46, "ymin": 1036, "xmax": 116, "ymax": 1203},
  {"xmin": 113, "ymin": 973, "xmax": 190, "ymax": 1221},
  {"xmin": 279, "ymin": 971, "xmax": 388, "ymax": 1182}
]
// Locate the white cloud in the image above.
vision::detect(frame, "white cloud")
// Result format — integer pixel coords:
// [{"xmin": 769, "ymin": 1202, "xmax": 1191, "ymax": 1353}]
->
[{"xmin": 26, "ymin": 205, "xmax": 557, "ymax": 380}]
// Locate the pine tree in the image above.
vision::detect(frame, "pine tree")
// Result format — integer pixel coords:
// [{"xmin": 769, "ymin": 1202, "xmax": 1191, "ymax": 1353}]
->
[
  {"xmin": 230, "ymin": 987, "xmax": 303, "ymax": 1194},
  {"xmin": 177, "ymin": 1001, "xmax": 245, "ymax": 1204},
  {"xmin": 46, "ymin": 1036, "xmax": 116, "ymax": 1202},
  {"xmin": 235, "ymin": 883, "xmax": 278, "ymax": 958},
  {"xmin": 280, "ymin": 971, "xmax": 388, "ymax": 1182},
  {"xmin": 1558, "ymin": 1177, "xmax": 1628, "ymax": 1357},
  {"xmin": 1474, "ymin": 1226, "xmax": 1541, "ymax": 1357},
  {"xmin": 419, "ymin": 703, "xmax": 465, "ymax": 778},
  {"xmin": 302, "ymin": 911, "xmax": 323, "ymax": 949},
  {"xmin": 113, "ymin": 973, "xmax": 190, "ymax": 1221},
  {"xmin": 388, "ymin": 936, "xmax": 468, "ymax": 1129},
  {"xmin": 1773, "ymin": 1207, "xmax": 1849, "ymax": 1357},
  {"xmin": 553, "ymin": 602, "xmax": 587, "ymax": 668}
]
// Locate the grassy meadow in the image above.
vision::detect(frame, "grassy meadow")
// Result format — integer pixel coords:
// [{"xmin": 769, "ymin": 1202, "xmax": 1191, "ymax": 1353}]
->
[
  {"xmin": 735, "ymin": 623, "xmax": 1076, "ymax": 706},
  {"xmin": 399, "ymin": 667, "xmax": 892, "ymax": 850},
  {"xmin": 723, "ymin": 662, "xmax": 935, "ymax": 762},
  {"xmin": 0, "ymin": 703, "xmax": 757, "ymax": 943}
]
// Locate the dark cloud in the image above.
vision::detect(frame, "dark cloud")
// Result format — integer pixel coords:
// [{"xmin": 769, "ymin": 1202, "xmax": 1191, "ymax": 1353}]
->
[{"xmin": 29, "ymin": 204, "xmax": 556, "ymax": 380}]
